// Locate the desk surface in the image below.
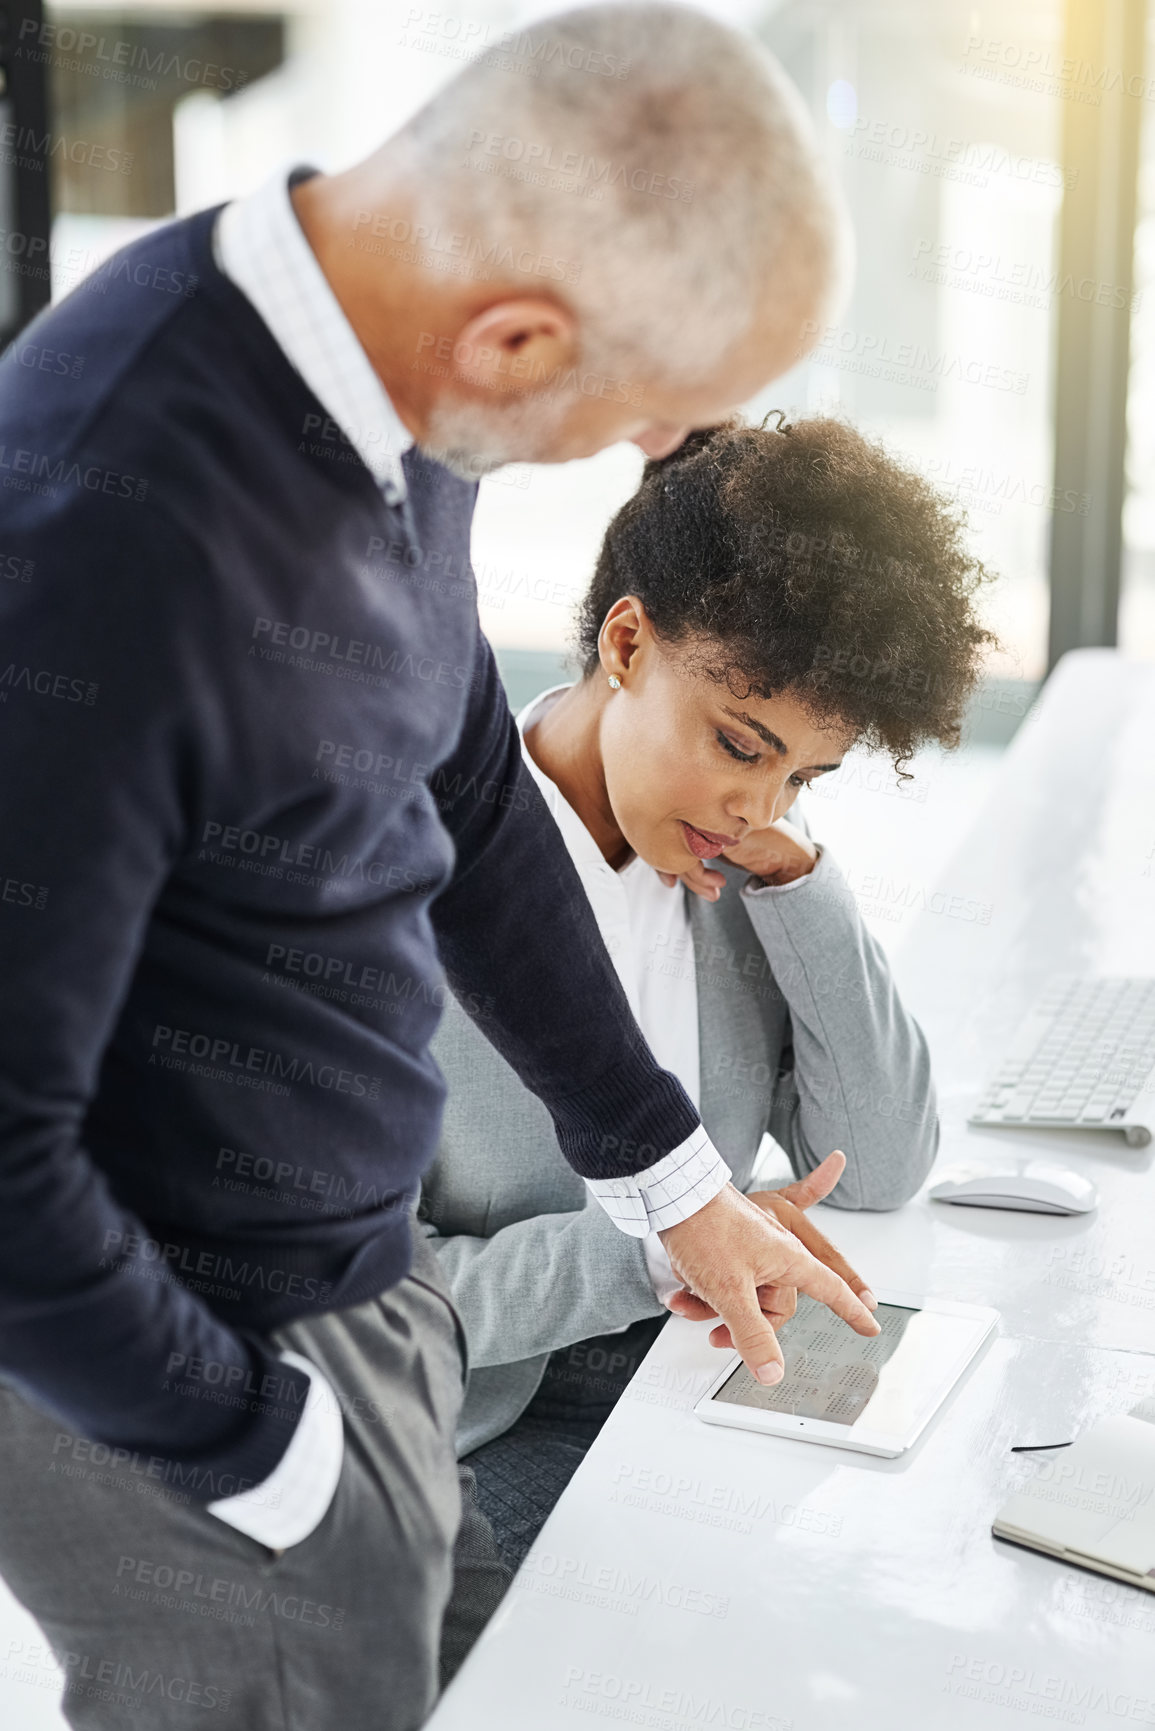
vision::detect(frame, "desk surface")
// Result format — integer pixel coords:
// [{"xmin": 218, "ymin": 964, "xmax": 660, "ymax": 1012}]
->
[{"xmin": 429, "ymin": 651, "xmax": 1155, "ymax": 1731}]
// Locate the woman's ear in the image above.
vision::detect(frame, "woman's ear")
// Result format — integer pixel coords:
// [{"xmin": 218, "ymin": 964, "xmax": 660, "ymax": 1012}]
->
[{"xmin": 598, "ymin": 595, "xmax": 648, "ymax": 684}]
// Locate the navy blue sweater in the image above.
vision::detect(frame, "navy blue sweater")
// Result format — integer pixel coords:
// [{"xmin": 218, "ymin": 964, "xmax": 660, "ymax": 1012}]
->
[{"xmin": 0, "ymin": 207, "xmax": 699, "ymax": 1499}]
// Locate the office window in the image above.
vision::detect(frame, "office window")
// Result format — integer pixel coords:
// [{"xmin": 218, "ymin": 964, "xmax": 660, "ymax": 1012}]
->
[
  {"xmin": 757, "ymin": 0, "xmax": 1073, "ymax": 691},
  {"xmin": 1121, "ymin": 6, "xmax": 1155, "ymax": 660},
  {"xmin": 40, "ymin": 6, "xmax": 284, "ymax": 292}
]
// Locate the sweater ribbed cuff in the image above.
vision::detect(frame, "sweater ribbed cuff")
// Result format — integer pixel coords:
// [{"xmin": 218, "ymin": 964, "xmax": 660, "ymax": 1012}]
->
[{"xmin": 547, "ymin": 1041, "xmax": 702, "ymax": 1181}]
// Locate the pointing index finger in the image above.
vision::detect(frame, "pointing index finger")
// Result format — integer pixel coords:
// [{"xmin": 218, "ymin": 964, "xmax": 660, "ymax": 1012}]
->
[{"xmin": 792, "ymin": 1247, "xmax": 881, "ymax": 1336}]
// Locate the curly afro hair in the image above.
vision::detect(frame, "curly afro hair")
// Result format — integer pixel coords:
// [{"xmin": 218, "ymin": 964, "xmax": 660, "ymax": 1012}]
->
[{"xmin": 577, "ymin": 416, "xmax": 997, "ymax": 769}]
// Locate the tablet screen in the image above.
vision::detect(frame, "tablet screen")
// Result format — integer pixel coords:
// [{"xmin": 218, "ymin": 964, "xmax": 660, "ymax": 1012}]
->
[{"xmin": 710, "ymin": 1296, "xmax": 978, "ymax": 1432}]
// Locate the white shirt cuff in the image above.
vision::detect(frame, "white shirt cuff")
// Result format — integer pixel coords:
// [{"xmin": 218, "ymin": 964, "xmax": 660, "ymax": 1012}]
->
[
  {"xmin": 642, "ymin": 1231, "xmax": 683, "ymax": 1305},
  {"xmin": 208, "ymin": 1350, "xmax": 344, "ymax": 1551},
  {"xmin": 585, "ymin": 1127, "xmax": 732, "ymax": 1238}
]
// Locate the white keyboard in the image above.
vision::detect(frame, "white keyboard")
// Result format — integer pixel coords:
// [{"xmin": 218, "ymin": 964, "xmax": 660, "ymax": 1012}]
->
[{"xmin": 970, "ymin": 976, "xmax": 1155, "ymax": 1148}]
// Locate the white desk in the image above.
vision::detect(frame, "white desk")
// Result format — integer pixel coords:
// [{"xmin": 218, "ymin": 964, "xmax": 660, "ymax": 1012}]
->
[{"xmin": 428, "ymin": 651, "xmax": 1155, "ymax": 1731}]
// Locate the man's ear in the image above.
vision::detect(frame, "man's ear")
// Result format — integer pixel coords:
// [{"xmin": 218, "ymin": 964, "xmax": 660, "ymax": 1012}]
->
[{"xmin": 446, "ymin": 299, "xmax": 578, "ymax": 400}]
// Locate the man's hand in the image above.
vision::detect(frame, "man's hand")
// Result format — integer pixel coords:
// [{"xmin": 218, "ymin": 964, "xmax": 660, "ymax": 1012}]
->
[
  {"xmin": 657, "ymin": 817, "xmax": 818, "ymax": 904},
  {"xmin": 657, "ymin": 1174, "xmax": 880, "ymax": 1385},
  {"xmin": 667, "ymin": 1151, "xmax": 876, "ymax": 1338}
]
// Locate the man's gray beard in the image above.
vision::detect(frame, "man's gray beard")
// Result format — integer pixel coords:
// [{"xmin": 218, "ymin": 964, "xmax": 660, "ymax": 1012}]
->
[{"xmin": 418, "ymin": 390, "xmax": 571, "ymax": 482}]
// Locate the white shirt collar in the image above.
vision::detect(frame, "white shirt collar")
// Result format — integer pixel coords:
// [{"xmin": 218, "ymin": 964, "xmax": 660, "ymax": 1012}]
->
[{"xmin": 214, "ymin": 167, "xmax": 414, "ymax": 502}]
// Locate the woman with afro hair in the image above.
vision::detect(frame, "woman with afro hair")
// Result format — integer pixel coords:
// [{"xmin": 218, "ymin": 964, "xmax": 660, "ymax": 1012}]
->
[{"xmin": 426, "ymin": 415, "xmax": 997, "ymax": 1671}]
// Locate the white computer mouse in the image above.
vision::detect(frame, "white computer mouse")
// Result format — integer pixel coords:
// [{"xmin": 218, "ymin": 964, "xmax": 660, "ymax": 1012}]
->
[{"xmin": 929, "ymin": 1161, "xmax": 1099, "ymax": 1215}]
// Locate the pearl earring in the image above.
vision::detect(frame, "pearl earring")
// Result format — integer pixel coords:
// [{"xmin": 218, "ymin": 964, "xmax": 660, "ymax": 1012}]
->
[{"xmin": 608, "ymin": 675, "xmax": 622, "ymax": 691}]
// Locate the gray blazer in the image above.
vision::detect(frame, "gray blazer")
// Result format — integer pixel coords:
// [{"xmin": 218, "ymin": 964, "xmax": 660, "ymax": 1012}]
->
[{"xmin": 419, "ymin": 842, "xmax": 938, "ymax": 1455}]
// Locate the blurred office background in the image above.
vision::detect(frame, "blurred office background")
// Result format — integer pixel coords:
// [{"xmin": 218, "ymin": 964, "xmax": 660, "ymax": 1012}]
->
[{"xmin": 1, "ymin": 0, "xmax": 1151, "ymax": 960}]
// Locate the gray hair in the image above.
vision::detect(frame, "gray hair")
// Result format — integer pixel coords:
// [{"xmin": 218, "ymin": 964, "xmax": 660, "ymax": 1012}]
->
[{"xmin": 390, "ymin": 2, "xmax": 848, "ymax": 383}]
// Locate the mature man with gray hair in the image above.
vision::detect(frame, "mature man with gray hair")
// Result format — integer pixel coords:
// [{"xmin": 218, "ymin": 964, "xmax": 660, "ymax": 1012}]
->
[
  {"xmin": 353, "ymin": 0, "xmax": 842, "ymax": 471},
  {"xmin": 0, "ymin": 5, "xmax": 865, "ymax": 1727}
]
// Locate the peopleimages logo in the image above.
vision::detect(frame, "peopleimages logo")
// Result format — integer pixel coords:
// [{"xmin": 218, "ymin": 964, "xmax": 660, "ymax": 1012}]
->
[
  {"xmin": 0, "ymin": 444, "xmax": 148, "ymax": 501},
  {"xmin": 249, "ymin": 615, "xmax": 472, "ymax": 690},
  {"xmin": 114, "ymin": 1556, "xmax": 346, "ymax": 1630},
  {"xmin": 800, "ymin": 320, "xmax": 1029, "ymax": 395},
  {"xmin": 0, "ymin": 120, "xmax": 133, "ymax": 174},
  {"xmin": 98, "ymin": 1227, "xmax": 334, "ymax": 1309},
  {"xmin": 560, "ymin": 1668, "xmax": 792, "ymax": 1731},
  {"xmin": 149, "ymin": 1024, "xmax": 381, "ymax": 1099},
  {"xmin": 352, "ymin": 207, "xmax": 582, "ymax": 283},
  {"xmin": 944, "ymin": 1654, "xmax": 1154, "ymax": 1724},
  {"xmin": 197, "ymin": 818, "xmax": 434, "ymax": 895},
  {"xmin": 4, "ymin": 339, "xmax": 85, "ymax": 378},
  {"xmin": 399, "ymin": 9, "xmax": 631, "ymax": 79},
  {"xmin": 49, "ymin": 1429, "xmax": 264, "ymax": 1505},
  {"xmin": 15, "ymin": 19, "xmax": 249, "ymax": 93},
  {"xmin": 518, "ymin": 1550, "xmax": 729, "ymax": 1619},
  {"xmin": 0, "ymin": 663, "xmax": 98, "ymax": 705},
  {"xmin": 463, "ymin": 129, "xmax": 695, "ymax": 202}
]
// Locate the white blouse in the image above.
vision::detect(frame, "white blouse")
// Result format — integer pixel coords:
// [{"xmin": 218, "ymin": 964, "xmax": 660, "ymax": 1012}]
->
[
  {"xmin": 518, "ymin": 687, "xmax": 702, "ymax": 1111},
  {"xmin": 517, "ymin": 686, "xmax": 703, "ymax": 1304}
]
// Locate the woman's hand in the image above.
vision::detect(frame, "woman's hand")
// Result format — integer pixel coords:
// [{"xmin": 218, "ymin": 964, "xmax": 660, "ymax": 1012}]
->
[
  {"xmin": 664, "ymin": 1151, "xmax": 876, "ymax": 1345},
  {"xmin": 657, "ymin": 818, "xmax": 818, "ymax": 903},
  {"xmin": 656, "ymin": 858, "xmax": 728, "ymax": 902},
  {"xmin": 723, "ymin": 817, "xmax": 818, "ymax": 886}
]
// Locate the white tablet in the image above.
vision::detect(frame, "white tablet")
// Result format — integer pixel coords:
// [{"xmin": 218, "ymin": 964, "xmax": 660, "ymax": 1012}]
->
[{"xmin": 695, "ymin": 1290, "xmax": 997, "ymax": 1458}]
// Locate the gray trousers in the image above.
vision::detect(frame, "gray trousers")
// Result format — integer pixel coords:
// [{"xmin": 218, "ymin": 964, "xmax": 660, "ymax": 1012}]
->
[{"xmin": 0, "ymin": 1232, "xmax": 511, "ymax": 1730}]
